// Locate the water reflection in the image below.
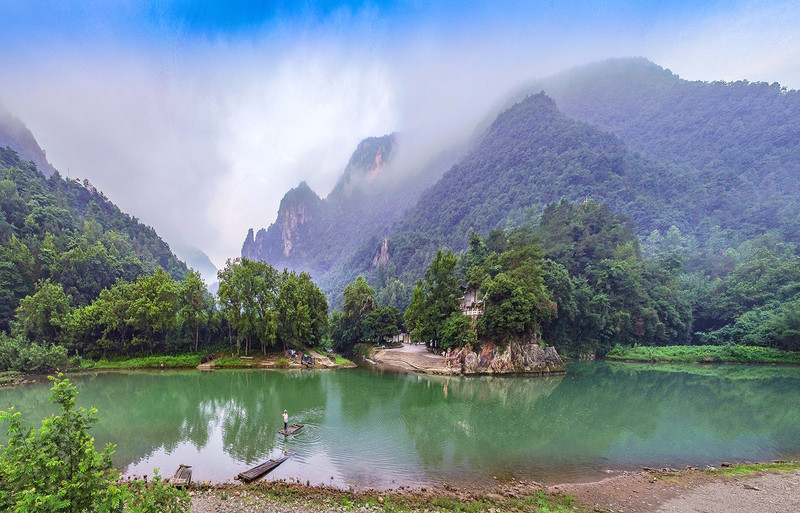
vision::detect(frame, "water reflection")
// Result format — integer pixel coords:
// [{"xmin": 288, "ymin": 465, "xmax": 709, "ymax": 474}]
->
[{"xmin": 1, "ymin": 362, "xmax": 799, "ymax": 488}]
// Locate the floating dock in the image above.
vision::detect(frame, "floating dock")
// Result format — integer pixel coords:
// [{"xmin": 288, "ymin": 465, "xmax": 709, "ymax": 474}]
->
[
  {"xmin": 166, "ymin": 464, "xmax": 192, "ymax": 488},
  {"xmin": 279, "ymin": 423, "xmax": 304, "ymax": 436},
  {"xmin": 236, "ymin": 451, "xmax": 296, "ymax": 483}
]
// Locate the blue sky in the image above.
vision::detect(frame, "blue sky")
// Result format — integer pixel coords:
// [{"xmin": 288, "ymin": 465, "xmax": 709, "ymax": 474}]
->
[{"xmin": 1, "ymin": 1, "xmax": 799, "ymax": 271}]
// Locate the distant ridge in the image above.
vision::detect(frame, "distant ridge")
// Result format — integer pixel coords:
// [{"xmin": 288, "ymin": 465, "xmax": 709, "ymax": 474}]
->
[{"xmin": 0, "ymin": 106, "xmax": 57, "ymax": 177}]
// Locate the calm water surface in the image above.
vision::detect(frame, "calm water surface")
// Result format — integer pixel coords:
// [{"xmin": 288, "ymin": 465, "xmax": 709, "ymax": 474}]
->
[{"xmin": 2, "ymin": 361, "xmax": 799, "ymax": 489}]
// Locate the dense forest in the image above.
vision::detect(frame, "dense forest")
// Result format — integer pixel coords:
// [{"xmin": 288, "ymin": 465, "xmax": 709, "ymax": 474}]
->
[
  {"xmin": 0, "ymin": 149, "xmax": 331, "ymax": 372},
  {"xmin": 387, "ymin": 199, "xmax": 799, "ymax": 356}
]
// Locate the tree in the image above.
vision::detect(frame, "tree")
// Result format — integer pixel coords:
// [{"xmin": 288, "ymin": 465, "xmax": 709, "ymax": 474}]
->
[
  {"xmin": 362, "ymin": 306, "xmax": 403, "ymax": 345},
  {"xmin": 126, "ymin": 268, "xmax": 179, "ymax": 354},
  {"xmin": 216, "ymin": 258, "xmax": 280, "ymax": 355},
  {"xmin": 178, "ymin": 270, "xmax": 212, "ymax": 352},
  {"xmin": 12, "ymin": 279, "xmax": 72, "ymax": 345},
  {"xmin": 276, "ymin": 271, "xmax": 328, "ymax": 350},
  {"xmin": 403, "ymin": 250, "xmax": 460, "ymax": 347},
  {"xmin": 333, "ymin": 276, "xmax": 375, "ymax": 351}
]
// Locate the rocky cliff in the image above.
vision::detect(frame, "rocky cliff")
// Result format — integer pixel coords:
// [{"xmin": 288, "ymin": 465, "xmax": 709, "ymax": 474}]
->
[
  {"xmin": 452, "ymin": 337, "xmax": 565, "ymax": 375},
  {"xmin": 0, "ymin": 106, "xmax": 57, "ymax": 176},
  {"xmin": 242, "ymin": 133, "xmax": 402, "ymax": 274},
  {"xmin": 242, "ymin": 181, "xmax": 325, "ymax": 263}
]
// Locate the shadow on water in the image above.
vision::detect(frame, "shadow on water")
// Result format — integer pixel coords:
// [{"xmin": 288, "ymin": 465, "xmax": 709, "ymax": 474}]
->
[{"xmin": 1, "ymin": 362, "xmax": 799, "ymax": 487}]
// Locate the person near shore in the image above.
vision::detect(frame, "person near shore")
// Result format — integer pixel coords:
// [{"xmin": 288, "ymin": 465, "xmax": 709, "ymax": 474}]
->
[{"xmin": 283, "ymin": 409, "xmax": 288, "ymax": 432}]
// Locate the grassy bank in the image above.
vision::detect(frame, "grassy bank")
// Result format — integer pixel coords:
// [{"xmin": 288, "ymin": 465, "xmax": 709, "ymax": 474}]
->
[
  {"xmin": 93, "ymin": 354, "xmax": 202, "ymax": 369},
  {"xmin": 0, "ymin": 370, "xmax": 22, "ymax": 384},
  {"xmin": 605, "ymin": 345, "xmax": 800, "ymax": 364}
]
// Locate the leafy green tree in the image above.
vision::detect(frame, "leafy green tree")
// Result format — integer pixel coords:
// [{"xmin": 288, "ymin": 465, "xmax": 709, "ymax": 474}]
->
[
  {"xmin": 276, "ymin": 270, "xmax": 328, "ymax": 350},
  {"xmin": 12, "ymin": 279, "xmax": 72, "ymax": 345},
  {"xmin": 440, "ymin": 311, "xmax": 476, "ymax": 349},
  {"xmin": 126, "ymin": 268, "xmax": 179, "ymax": 354},
  {"xmin": 332, "ymin": 276, "xmax": 376, "ymax": 351},
  {"xmin": 178, "ymin": 270, "xmax": 212, "ymax": 352},
  {"xmin": 362, "ymin": 306, "xmax": 403, "ymax": 345},
  {"xmin": 216, "ymin": 258, "xmax": 281, "ymax": 355},
  {"xmin": 403, "ymin": 250, "xmax": 460, "ymax": 347}
]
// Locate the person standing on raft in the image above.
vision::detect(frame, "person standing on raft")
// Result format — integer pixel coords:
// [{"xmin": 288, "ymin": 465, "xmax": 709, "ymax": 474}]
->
[{"xmin": 282, "ymin": 409, "xmax": 289, "ymax": 433}]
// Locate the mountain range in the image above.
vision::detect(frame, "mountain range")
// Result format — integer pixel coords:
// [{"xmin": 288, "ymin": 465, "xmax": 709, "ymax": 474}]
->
[{"xmin": 243, "ymin": 58, "xmax": 800, "ymax": 305}]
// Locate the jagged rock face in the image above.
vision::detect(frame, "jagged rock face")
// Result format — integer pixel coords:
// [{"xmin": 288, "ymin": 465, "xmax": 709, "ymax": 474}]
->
[
  {"xmin": 242, "ymin": 134, "xmax": 399, "ymax": 271},
  {"xmin": 242, "ymin": 181, "xmax": 325, "ymax": 264},
  {"xmin": 328, "ymin": 134, "xmax": 396, "ymax": 203},
  {"xmin": 372, "ymin": 237, "xmax": 390, "ymax": 267},
  {"xmin": 0, "ymin": 107, "xmax": 58, "ymax": 177},
  {"xmin": 453, "ymin": 337, "xmax": 565, "ymax": 375}
]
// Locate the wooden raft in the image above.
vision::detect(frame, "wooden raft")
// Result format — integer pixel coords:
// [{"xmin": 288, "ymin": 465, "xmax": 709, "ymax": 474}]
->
[
  {"xmin": 236, "ymin": 451, "xmax": 296, "ymax": 483},
  {"xmin": 166, "ymin": 464, "xmax": 192, "ymax": 488},
  {"xmin": 279, "ymin": 423, "xmax": 304, "ymax": 436}
]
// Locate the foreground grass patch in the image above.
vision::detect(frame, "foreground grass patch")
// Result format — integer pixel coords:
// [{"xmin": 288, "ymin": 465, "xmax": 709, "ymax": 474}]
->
[
  {"xmin": 606, "ymin": 345, "xmax": 800, "ymax": 364},
  {"xmin": 715, "ymin": 461, "xmax": 800, "ymax": 476},
  {"xmin": 93, "ymin": 354, "xmax": 201, "ymax": 369},
  {"xmin": 0, "ymin": 371, "xmax": 22, "ymax": 384}
]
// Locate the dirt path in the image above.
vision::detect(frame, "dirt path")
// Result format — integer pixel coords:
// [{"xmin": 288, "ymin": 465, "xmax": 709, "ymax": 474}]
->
[
  {"xmin": 371, "ymin": 343, "xmax": 456, "ymax": 374},
  {"xmin": 552, "ymin": 468, "xmax": 800, "ymax": 513}
]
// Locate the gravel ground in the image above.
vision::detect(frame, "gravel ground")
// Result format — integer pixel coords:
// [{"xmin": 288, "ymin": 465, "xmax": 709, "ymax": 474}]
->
[
  {"xmin": 657, "ymin": 470, "xmax": 800, "ymax": 513},
  {"xmin": 553, "ymin": 468, "xmax": 800, "ymax": 513}
]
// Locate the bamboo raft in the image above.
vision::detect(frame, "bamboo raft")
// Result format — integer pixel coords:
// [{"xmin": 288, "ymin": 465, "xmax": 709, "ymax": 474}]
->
[
  {"xmin": 279, "ymin": 423, "xmax": 304, "ymax": 436},
  {"xmin": 236, "ymin": 451, "xmax": 296, "ymax": 483},
  {"xmin": 166, "ymin": 464, "xmax": 192, "ymax": 488}
]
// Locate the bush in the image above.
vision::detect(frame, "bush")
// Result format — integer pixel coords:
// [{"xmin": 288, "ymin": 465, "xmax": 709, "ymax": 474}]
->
[
  {"xmin": 274, "ymin": 358, "xmax": 290, "ymax": 369},
  {"xmin": 93, "ymin": 355, "xmax": 201, "ymax": 369},
  {"xmin": 0, "ymin": 374, "xmax": 189, "ymax": 512},
  {"xmin": 0, "ymin": 333, "xmax": 68, "ymax": 372}
]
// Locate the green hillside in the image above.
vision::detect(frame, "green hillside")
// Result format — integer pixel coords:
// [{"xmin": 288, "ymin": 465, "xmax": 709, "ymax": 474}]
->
[{"xmin": 0, "ymin": 146, "xmax": 188, "ymax": 331}]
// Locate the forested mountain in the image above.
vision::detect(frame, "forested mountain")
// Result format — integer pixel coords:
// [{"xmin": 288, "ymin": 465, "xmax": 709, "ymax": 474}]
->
[
  {"xmin": 532, "ymin": 57, "xmax": 800, "ymax": 248},
  {"xmin": 386, "ymin": 92, "xmax": 684, "ymax": 276},
  {"xmin": 242, "ymin": 58, "xmax": 800, "ymax": 351},
  {"xmin": 0, "ymin": 145, "xmax": 189, "ymax": 331}
]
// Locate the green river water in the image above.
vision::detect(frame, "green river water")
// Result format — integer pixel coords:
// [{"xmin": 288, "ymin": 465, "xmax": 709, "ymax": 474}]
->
[{"xmin": 2, "ymin": 361, "xmax": 799, "ymax": 489}]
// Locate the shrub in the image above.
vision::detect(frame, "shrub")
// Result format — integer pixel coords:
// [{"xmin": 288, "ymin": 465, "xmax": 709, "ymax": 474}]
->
[
  {"xmin": 0, "ymin": 374, "xmax": 189, "ymax": 512},
  {"xmin": 274, "ymin": 358, "xmax": 290, "ymax": 369},
  {"xmin": 0, "ymin": 333, "xmax": 68, "ymax": 372}
]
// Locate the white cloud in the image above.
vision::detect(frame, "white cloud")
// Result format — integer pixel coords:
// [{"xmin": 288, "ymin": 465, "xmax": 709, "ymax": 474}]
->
[{"xmin": 1, "ymin": 1, "xmax": 799, "ymax": 272}]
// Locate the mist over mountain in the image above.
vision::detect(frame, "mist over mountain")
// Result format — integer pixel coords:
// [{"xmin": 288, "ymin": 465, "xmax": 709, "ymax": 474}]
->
[
  {"xmin": 242, "ymin": 133, "xmax": 451, "ymax": 286},
  {"xmin": 242, "ymin": 57, "xmax": 800, "ymax": 307},
  {"xmin": 0, "ymin": 106, "xmax": 57, "ymax": 177}
]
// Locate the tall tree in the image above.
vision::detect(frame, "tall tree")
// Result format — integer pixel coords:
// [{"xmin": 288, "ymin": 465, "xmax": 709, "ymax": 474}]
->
[
  {"xmin": 179, "ymin": 270, "xmax": 212, "ymax": 352},
  {"xmin": 404, "ymin": 249, "xmax": 461, "ymax": 347}
]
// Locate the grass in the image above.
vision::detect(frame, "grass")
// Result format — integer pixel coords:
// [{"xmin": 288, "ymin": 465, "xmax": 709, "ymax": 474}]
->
[
  {"xmin": 331, "ymin": 354, "xmax": 354, "ymax": 365},
  {"xmin": 605, "ymin": 344, "xmax": 800, "ymax": 364},
  {"xmin": 93, "ymin": 354, "xmax": 201, "ymax": 369},
  {"xmin": 714, "ymin": 461, "xmax": 800, "ymax": 476},
  {"xmin": 0, "ymin": 370, "xmax": 22, "ymax": 384}
]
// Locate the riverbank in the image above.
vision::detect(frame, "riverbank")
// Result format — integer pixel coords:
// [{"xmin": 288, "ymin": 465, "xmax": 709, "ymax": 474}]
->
[
  {"xmin": 186, "ymin": 462, "xmax": 800, "ymax": 513},
  {"xmin": 605, "ymin": 344, "xmax": 800, "ymax": 364}
]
